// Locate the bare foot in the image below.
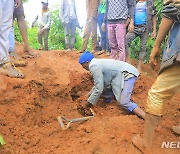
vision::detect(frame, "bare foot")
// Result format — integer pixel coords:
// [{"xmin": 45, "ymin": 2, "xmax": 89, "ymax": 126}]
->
[
  {"xmin": 132, "ymin": 135, "xmax": 152, "ymax": 154},
  {"xmin": 23, "ymin": 46, "xmax": 39, "ymax": 58}
]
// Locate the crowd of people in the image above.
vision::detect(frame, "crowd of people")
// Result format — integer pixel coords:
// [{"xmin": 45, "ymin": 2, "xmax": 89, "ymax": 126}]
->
[{"xmin": 0, "ymin": 0, "xmax": 179, "ymax": 153}]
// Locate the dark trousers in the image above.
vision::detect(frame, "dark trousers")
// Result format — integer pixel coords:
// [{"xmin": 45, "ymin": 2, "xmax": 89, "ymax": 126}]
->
[
  {"xmin": 97, "ymin": 13, "xmax": 110, "ymax": 52},
  {"xmin": 64, "ymin": 19, "xmax": 76, "ymax": 49},
  {"xmin": 125, "ymin": 28, "xmax": 148, "ymax": 60},
  {"xmin": 38, "ymin": 28, "xmax": 50, "ymax": 51}
]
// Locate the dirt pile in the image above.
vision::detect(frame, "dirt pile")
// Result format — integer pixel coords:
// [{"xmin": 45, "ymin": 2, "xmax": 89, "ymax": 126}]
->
[{"xmin": 0, "ymin": 49, "xmax": 179, "ymax": 154}]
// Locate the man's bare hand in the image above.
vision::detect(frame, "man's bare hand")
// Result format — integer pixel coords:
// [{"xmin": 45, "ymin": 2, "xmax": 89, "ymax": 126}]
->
[
  {"xmin": 151, "ymin": 30, "xmax": 156, "ymax": 39},
  {"xmin": 101, "ymin": 23, "xmax": 106, "ymax": 32},
  {"xmin": 14, "ymin": 0, "xmax": 21, "ymax": 8},
  {"xmin": 128, "ymin": 23, "xmax": 134, "ymax": 33},
  {"xmin": 149, "ymin": 46, "xmax": 162, "ymax": 69}
]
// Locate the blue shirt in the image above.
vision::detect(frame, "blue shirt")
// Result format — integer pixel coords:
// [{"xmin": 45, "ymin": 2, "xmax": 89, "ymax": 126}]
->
[{"xmin": 134, "ymin": 1, "xmax": 147, "ymax": 25}]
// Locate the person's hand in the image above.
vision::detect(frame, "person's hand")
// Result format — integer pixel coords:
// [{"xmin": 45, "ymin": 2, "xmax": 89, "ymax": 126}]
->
[
  {"xmin": 151, "ymin": 30, "xmax": 156, "ymax": 39},
  {"xmin": 128, "ymin": 22, "xmax": 134, "ymax": 33},
  {"xmin": 149, "ymin": 46, "xmax": 162, "ymax": 69},
  {"xmin": 81, "ymin": 101, "xmax": 91, "ymax": 109},
  {"xmin": 14, "ymin": 0, "xmax": 21, "ymax": 8},
  {"xmin": 101, "ymin": 23, "xmax": 106, "ymax": 32},
  {"xmin": 40, "ymin": 28, "xmax": 45, "ymax": 34}
]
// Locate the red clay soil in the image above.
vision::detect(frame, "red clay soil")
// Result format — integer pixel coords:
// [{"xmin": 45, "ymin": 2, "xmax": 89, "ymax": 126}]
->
[{"xmin": 0, "ymin": 45, "xmax": 179, "ymax": 154}]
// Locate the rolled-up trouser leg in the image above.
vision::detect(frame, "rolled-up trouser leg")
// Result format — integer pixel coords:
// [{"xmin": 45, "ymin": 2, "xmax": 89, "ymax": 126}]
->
[
  {"xmin": 120, "ymin": 77, "xmax": 138, "ymax": 112},
  {"xmin": 0, "ymin": 0, "xmax": 14, "ymax": 65},
  {"xmin": 146, "ymin": 64, "xmax": 180, "ymax": 116}
]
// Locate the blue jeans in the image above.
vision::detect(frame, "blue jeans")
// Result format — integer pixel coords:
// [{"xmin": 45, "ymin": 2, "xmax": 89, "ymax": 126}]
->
[
  {"xmin": 97, "ymin": 13, "xmax": 110, "ymax": 52},
  {"xmin": 8, "ymin": 26, "xmax": 15, "ymax": 52},
  {"xmin": 101, "ymin": 77, "xmax": 137, "ymax": 112},
  {"xmin": 120, "ymin": 77, "xmax": 137, "ymax": 112}
]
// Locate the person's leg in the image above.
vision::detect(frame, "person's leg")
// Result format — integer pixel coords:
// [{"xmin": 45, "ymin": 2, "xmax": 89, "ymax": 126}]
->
[
  {"xmin": 70, "ymin": 20, "xmax": 76, "ymax": 50},
  {"xmin": 15, "ymin": 2, "xmax": 35, "ymax": 56},
  {"xmin": 38, "ymin": 27, "xmax": 43, "ymax": 49},
  {"xmin": 115, "ymin": 23, "xmax": 126, "ymax": 61},
  {"xmin": 0, "ymin": 0, "xmax": 14, "ymax": 65},
  {"xmin": 44, "ymin": 29, "xmax": 50, "ymax": 51},
  {"xmin": 107, "ymin": 24, "xmax": 118, "ymax": 60},
  {"xmin": 138, "ymin": 29, "xmax": 148, "ymax": 72},
  {"xmin": 64, "ymin": 23, "xmax": 70, "ymax": 50},
  {"xmin": 97, "ymin": 13, "xmax": 106, "ymax": 53},
  {"xmin": 132, "ymin": 64, "xmax": 180, "ymax": 153},
  {"xmin": 125, "ymin": 32, "xmax": 137, "ymax": 63},
  {"xmin": 80, "ymin": 19, "xmax": 92, "ymax": 53},
  {"xmin": 8, "ymin": 26, "xmax": 15, "ymax": 53},
  {"xmin": 91, "ymin": 18, "xmax": 97, "ymax": 52},
  {"xmin": 0, "ymin": 0, "xmax": 25, "ymax": 78},
  {"xmin": 120, "ymin": 77, "xmax": 145, "ymax": 119}
]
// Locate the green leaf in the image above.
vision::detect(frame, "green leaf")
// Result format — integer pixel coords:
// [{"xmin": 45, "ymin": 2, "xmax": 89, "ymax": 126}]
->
[{"xmin": 0, "ymin": 135, "xmax": 5, "ymax": 145}]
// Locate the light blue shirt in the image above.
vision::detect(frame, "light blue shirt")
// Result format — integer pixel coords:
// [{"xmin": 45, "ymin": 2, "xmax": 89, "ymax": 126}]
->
[
  {"xmin": 134, "ymin": 1, "xmax": 147, "ymax": 25},
  {"xmin": 87, "ymin": 58, "xmax": 139, "ymax": 105}
]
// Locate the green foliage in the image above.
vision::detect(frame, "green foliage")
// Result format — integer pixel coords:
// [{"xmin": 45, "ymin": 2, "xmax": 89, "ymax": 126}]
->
[
  {"xmin": 0, "ymin": 135, "xmax": 5, "ymax": 145},
  {"xmin": 129, "ymin": 0, "xmax": 164, "ymax": 63},
  {"xmin": 14, "ymin": 9, "xmax": 83, "ymax": 51}
]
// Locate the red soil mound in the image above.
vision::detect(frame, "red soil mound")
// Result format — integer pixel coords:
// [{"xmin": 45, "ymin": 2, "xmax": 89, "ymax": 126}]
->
[{"xmin": 0, "ymin": 47, "xmax": 179, "ymax": 154}]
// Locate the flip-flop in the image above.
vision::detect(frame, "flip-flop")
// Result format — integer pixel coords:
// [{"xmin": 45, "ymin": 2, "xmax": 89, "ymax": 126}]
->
[{"xmin": 0, "ymin": 62, "xmax": 25, "ymax": 79}]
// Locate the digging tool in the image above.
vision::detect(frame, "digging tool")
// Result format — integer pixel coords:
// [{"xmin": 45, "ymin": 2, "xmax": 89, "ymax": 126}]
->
[{"xmin": 57, "ymin": 108, "xmax": 95, "ymax": 130}]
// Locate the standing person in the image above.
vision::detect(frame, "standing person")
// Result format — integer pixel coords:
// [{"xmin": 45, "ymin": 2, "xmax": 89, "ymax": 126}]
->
[
  {"xmin": 59, "ymin": 0, "xmax": 80, "ymax": 52},
  {"xmin": 78, "ymin": 0, "xmax": 99, "ymax": 53},
  {"xmin": 125, "ymin": 0, "xmax": 157, "ymax": 72},
  {"xmin": 0, "ymin": 0, "xmax": 25, "ymax": 78},
  {"xmin": 132, "ymin": 1, "xmax": 180, "ymax": 153},
  {"xmin": 97, "ymin": 0, "xmax": 110, "ymax": 55},
  {"xmin": 102, "ymin": 0, "xmax": 135, "ymax": 61},
  {"xmin": 13, "ymin": 0, "xmax": 37, "ymax": 58},
  {"xmin": 32, "ymin": 0, "xmax": 52, "ymax": 51},
  {"xmin": 78, "ymin": 51, "xmax": 145, "ymax": 119}
]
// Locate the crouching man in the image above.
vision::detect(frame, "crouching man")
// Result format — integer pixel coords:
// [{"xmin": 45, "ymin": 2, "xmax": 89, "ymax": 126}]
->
[{"xmin": 78, "ymin": 51, "xmax": 145, "ymax": 119}]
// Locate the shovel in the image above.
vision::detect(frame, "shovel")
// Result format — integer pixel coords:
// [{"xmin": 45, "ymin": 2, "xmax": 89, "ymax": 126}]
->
[{"xmin": 57, "ymin": 108, "xmax": 95, "ymax": 130}]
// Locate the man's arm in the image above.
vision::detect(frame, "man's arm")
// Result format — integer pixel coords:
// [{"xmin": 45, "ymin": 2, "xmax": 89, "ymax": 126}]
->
[
  {"xmin": 151, "ymin": 15, "xmax": 157, "ymax": 39},
  {"xmin": 150, "ymin": 17, "xmax": 174, "ymax": 66},
  {"xmin": 127, "ymin": 0, "xmax": 135, "ymax": 32},
  {"xmin": 31, "ymin": 15, "xmax": 38, "ymax": 28},
  {"xmin": 87, "ymin": 65, "xmax": 104, "ymax": 105}
]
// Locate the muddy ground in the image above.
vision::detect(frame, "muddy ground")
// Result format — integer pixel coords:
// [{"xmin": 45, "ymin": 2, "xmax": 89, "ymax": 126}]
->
[{"xmin": 0, "ymin": 45, "xmax": 179, "ymax": 154}]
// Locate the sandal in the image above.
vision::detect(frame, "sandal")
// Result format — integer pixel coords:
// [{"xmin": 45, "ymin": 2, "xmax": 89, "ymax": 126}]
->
[{"xmin": 0, "ymin": 62, "xmax": 25, "ymax": 78}]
